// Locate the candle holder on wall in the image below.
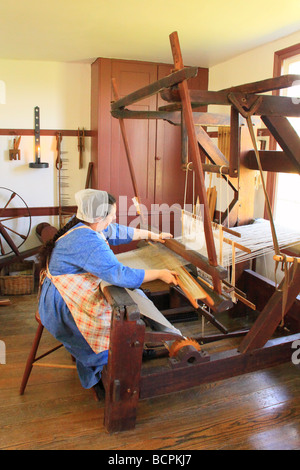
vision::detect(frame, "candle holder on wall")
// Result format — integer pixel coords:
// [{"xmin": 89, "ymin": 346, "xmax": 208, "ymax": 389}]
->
[{"xmin": 29, "ymin": 106, "xmax": 49, "ymax": 168}]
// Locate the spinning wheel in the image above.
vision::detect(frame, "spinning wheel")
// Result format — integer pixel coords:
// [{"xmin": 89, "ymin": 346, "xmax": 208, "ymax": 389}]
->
[{"xmin": 0, "ymin": 187, "xmax": 32, "ymax": 257}]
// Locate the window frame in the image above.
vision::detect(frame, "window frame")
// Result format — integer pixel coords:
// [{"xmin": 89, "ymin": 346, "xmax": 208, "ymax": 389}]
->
[{"xmin": 265, "ymin": 43, "xmax": 300, "ymax": 220}]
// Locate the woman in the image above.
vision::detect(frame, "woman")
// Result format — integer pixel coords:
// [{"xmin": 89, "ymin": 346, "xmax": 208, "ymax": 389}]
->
[{"xmin": 38, "ymin": 189, "xmax": 178, "ymax": 390}]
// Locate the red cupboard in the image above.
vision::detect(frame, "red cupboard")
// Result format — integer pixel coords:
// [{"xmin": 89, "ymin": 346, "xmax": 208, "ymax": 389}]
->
[{"xmin": 91, "ymin": 58, "xmax": 208, "ymax": 233}]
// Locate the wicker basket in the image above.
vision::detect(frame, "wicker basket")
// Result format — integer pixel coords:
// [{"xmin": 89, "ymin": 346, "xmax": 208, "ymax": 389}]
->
[{"xmin": 0, "ymin": 261, "xmax": 35, "ymax": 295}]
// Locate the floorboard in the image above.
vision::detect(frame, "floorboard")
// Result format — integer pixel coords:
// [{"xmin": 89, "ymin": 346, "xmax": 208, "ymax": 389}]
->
[{"xmin": 0, "ymin": 291, "xmax": 299, "ymax": 450}]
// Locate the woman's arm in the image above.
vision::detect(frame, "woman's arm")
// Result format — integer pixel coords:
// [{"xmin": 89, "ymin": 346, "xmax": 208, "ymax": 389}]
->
[
  {"xmin": 103, "ymin": 224, "xmax": 173, "ymax": 245},
  {"xmin": 132, "ymin": 230, "xmax": 177, "ymax": 284},
  {"xmin": 132, "ymin": 228, "xmax": 173, "ymax": 242}
]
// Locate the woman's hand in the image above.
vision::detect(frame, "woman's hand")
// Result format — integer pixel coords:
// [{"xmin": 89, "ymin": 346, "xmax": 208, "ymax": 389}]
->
[
  {"xmin": 158, "ymin": 269, "xmax": 178, "ymax": 285},
  {"xmin": 132, "ymin": 228, "xmax": 173, "ymax": 242},
  {"xmin": 143, "ymin": 269, "xmax": 178, "ymax": 285},
  {"xmin": 159, "ymin": 232, "xmax": 173, "ymax": 240},
  {"xmin": 150, "ymin": 231, "xmax": 173, "ymax": 243}
]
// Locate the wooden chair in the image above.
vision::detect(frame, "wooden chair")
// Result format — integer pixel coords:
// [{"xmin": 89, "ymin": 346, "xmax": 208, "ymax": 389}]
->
[{"xmin": 19, "ymin": 310, "xmax": 76, "ymax": 395}]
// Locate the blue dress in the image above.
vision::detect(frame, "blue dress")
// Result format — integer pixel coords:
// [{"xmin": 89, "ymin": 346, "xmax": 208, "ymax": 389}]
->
[{"xmin": 39, "ymin": 222, "xmax": 145, "ymax": 389}]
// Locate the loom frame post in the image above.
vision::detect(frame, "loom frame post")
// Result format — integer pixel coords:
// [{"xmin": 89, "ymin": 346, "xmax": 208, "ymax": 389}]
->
[
  {"xmin": 238, "ymin": 263, "xmax": 300, "ymax": 353},
  {"xmin": 101, "ymin": 286, "xmax": 145, "ymax": 433},
  {"xmin": 169, "ymin": 31, "xmax": 221, "ymax": 295}
]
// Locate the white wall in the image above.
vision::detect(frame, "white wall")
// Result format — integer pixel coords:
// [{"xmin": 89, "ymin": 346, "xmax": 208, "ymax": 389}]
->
[
  {"xmin": 0, "ymin": 59, "xmax": 91, "ymax": 256},
  {"xmin": 209, "ymin": 30, "xmax": 300, "ymax": 91}
]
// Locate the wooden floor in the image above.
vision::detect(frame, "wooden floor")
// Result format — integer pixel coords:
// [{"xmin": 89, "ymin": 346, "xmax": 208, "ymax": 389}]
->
[{"xmin": 1, "ymin": 290, "xmax": 300, "ymax": 450}]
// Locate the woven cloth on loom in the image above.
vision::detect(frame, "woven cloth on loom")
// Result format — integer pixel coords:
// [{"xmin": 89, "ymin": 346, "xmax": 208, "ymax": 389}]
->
[
  {"xmin": 181, "ymin": 218, "xmax": 300, "ymax": 268},
  {"xmin": 116, "ymin": 243, "xmax": 207, "ymax": 300}
]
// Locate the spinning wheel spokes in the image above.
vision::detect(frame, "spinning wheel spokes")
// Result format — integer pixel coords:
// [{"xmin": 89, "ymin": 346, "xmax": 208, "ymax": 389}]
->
[
  {"xmin": 0, "ymin": 187, "xmax": 32, "ymax": 257},
  {"xmin": 0, "ymin": 222, "xmax": 27, "ymax": 240}
]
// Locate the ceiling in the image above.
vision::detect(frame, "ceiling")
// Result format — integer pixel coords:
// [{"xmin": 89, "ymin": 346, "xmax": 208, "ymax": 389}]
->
[{"xmin": 1, "ymin": 0, "xmax": 299, "ymax": 67}]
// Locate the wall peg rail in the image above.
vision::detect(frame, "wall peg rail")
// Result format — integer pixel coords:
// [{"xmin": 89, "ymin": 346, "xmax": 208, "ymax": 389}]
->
[{"xmin": 0, "ymin": 129, "xmax": 93, "ymax": 137}]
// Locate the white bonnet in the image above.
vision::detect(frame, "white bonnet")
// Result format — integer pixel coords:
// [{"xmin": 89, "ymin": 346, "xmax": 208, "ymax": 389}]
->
[{"xmin": 75, "ymin": 189, "xmax": 109, "ymax": 223}]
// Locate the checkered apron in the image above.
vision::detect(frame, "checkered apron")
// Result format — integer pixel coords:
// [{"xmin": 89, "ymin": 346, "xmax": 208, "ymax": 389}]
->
[{"xmin": 42, "ymin": 226, "xmax": 112, "ymax": 353}]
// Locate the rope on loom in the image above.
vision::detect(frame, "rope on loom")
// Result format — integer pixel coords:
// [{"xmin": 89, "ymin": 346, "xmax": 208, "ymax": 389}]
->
[
  {"xmin": 182, "ymin": 161, "xmax": 202, "ymax": 245},
  {"xmin": 246, "ymin": 116, "xmax": 280, "ymax": 256},
  {"xmin": 183, "ymin": 161, "xmax": 193, "ymax": 211},
  {"xmin": 245, "ymin": 115, "xmax": 299, "ymax": 325},
  {"xmin": 218, "ymin": 164, "xmax": 229, "ymax": 228}
]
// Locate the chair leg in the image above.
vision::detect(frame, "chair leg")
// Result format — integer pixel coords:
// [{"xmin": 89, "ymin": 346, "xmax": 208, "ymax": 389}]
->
[{"xmin": 19, "ymin": 322, "xmax": 44, "ymax": 395}]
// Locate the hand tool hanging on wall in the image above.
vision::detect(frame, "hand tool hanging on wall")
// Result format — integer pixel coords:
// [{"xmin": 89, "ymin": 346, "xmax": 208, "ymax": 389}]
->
[
  {"xmin": 55, "ymin": 133, "xmax": 71, "ymax": 228},
  {"xmin": 78, "ymin": 128, "xmax": 85, "ymax": 169},
  {"xmin": 9, "ymin": 136, "xmax": 21, "ymax": 160},
  {"xmin": 55, "ymin": 132, "xmax": 63, "ymax": 170},
  {"xmin": 56, "ymin": 133, "xmax": 63, "ymax": 227},
  {"xmin": 29, "ymin": 106, "xmax": 49, "ymax": 168}
]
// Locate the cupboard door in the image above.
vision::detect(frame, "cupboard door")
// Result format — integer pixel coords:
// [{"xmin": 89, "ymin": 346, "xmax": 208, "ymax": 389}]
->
[
  {"xmin": 155, "ymin": 64, "xmax": 185, "ymax": 208},
  {"xmin": 155, "ymin": 66, "xmax": 209, "ymax": 209},
  {"xmin": 154, "ymin": 64, "xmax": 184, "ymax": 235},
  {"xmin": 110, "ymin": 61, "xmax": 157, "ymax": 224},
  {"xmin": 91, "ymin": 58, "xmax": 208, "ymax": 238}
]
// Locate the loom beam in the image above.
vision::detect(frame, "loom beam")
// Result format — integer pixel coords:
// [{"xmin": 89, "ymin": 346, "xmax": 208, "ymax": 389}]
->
[
  {"xmin": 244, "ymin": 150, "xmax": 299, "ymax": 173},
  {"xmin": 164, "ymin": 238, "xmax": 227, "ymax": 280},
  {"xmin": 261, "ymin": 115, "xmax": 300, "ymax": 173},
  {"xmin": 219, "ymin": 74, "xmax": 300, "ymax": 94},
  {"xmin": 169, "ymin": 32, "xmax": 221, "ymax": 295},
  {"xmin": 160, "ymin": 88, "xmax": 300, "ymax": 117},
  {"xmin": 111, "ymin": 66, "xmax": 198, "ymax": 111},
  {"xmin": 139, "ymin": 333, "xmax": 300, "ymax": 399}
]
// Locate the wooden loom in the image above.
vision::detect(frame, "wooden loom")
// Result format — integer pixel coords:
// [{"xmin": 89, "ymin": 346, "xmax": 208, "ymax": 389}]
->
[{"xmin": 100, "ymin": 31, "xmax": 300, "ymax": 433}]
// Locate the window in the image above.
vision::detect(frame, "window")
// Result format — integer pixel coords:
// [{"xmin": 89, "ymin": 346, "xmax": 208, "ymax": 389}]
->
[{"xmin": 271, "ymin": 46, "xmax": 300, "ymax": 231}]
